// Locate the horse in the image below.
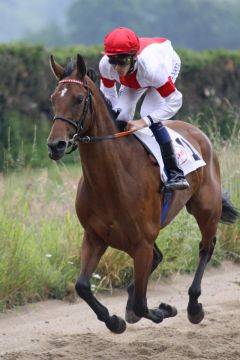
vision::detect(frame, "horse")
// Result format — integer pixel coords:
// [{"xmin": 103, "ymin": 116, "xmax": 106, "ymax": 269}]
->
[{"xmin": 47, "ymin": 54, "xmax": 239, "ymax": 334}]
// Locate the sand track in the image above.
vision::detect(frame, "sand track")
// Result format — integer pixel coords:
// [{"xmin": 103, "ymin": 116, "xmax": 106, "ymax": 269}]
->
[{"xmin": 0, "ymin": 261, "xmax": 239, "ymax": 360}]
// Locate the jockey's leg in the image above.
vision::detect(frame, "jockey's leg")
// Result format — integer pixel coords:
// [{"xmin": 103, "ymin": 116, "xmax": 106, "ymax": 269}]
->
[
  {"xmin": 150, "ymin": 122, "xmax": 189, "ymax": 190},
  {"xmin": 140, "ymin": 87, "xmax": 189, "ymax": 191}
]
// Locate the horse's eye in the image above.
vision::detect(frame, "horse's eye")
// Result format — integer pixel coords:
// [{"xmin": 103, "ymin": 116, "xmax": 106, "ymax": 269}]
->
[{"xmin": 76, "ymin": 95, "xmax": 84, "ymax": 104}]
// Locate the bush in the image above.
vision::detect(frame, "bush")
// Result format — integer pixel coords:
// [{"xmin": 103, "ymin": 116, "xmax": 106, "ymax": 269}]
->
[{"xmin": 0, "ymin": 44, "xmax": 240, "ymax": 171}]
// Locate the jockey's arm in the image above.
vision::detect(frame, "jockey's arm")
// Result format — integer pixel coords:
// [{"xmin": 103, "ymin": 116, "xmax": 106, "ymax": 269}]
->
[
  {"xmin": 99, "ymin": 56, "xmax": 119, "ymax": 108},
  {"xmin": 100, "ymin": 77, "xmax": 118, "ymax": 109},
  {"xmin": 143, "ymin": 88, "xmax": 183, "ymax": 126},
  {"xmin": 126, "ymin": 88, "xmax": 183, "ymax": 131}
]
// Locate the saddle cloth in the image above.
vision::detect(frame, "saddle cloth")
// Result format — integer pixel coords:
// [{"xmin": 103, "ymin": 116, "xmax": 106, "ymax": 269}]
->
[{"xmin": 134, "ymin": 127, "xmax": 206, "ymax": 183}]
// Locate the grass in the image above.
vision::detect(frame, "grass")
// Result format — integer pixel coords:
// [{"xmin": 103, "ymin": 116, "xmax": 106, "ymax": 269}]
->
[
  {"xmin": 0, "ymin": 144, "xmax": 239, "ymax": 311},
  {"xmin": 0, "ymin": 164, "xmax": 82, "ymax": 310}
]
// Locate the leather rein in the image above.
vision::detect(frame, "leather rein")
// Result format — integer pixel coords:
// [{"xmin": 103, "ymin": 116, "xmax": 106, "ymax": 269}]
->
[{"xmin": 52, "ymin": 78, "xmax": 134, "ymax": 153}]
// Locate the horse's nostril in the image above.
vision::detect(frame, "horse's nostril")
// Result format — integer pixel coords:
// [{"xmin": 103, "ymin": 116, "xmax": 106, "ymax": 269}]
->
[
  {"xmin": 57, "ymin": 141, "xmax": 67, "ymax": 150},
  {"xmin": 48, "ymin": 140, "xmax": 67, "ymax": 153}
]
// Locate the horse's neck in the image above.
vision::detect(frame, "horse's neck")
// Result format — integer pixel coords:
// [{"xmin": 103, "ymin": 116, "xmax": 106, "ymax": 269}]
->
[{"xmin": 79, "ymin": 90, "xmax": 129, "ymax": 190}]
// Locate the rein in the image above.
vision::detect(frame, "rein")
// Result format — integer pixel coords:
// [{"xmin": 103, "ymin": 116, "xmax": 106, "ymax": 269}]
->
[
  {"xmin": 72, "ymin": 129, "xmax": 135, "ymax": 143},
  {"xmin": 53, "ymin": 78, "xmax": 135, "ymax": 152}
]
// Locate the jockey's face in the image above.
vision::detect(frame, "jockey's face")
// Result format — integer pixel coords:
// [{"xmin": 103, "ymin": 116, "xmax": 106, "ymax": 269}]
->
[
  {"xmin": 108, "ymin": 55, "xmax": 132, "ymax": 77},
  {"xmin": 114, "ymin": 63, "xmax": 131, "ymax": 77}
]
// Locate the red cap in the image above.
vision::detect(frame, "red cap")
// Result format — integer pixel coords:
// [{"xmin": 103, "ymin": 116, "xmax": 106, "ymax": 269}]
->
[{"xmin": 101, "ymin": 27, "xmax": 140, "ymax": 56}]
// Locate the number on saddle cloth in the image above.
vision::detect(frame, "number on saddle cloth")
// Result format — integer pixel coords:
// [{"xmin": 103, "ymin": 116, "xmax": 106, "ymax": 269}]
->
[{"xmin": 175, "ymin": 138, "xmax": 201, "ymax": 161}]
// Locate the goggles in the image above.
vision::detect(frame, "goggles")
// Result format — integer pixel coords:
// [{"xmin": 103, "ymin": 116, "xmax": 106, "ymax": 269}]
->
[{"xmin": 108, "ymin": 55, "xmax": 132, "ymax": 67}]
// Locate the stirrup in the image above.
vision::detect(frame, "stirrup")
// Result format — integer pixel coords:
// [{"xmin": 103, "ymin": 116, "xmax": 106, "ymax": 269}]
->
[{"xmin": 164, "ymin": 177, "xmax": 189, "ymax": 191}]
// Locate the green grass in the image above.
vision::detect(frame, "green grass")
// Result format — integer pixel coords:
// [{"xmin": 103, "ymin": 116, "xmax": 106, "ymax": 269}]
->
[
  {"xmin": 0, "ymin": 144, "xmax": 239, "ymax": 311},
  {"xmin": 0, "ymin": 164, "xmax": 83, "ymax": 310}
]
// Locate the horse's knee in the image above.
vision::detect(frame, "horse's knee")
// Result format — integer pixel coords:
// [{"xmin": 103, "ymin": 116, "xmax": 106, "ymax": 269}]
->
[{"xmin": 75, "ymin": 280, "xmax": 91, "ymax": 300}]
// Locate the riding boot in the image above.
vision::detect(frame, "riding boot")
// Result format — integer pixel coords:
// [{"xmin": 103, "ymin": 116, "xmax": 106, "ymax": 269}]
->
[
  {"xmin": 149, "ymin": 122, "xmax": 189, "ymax": 191},
  {"xmin": 160, "ymin": 141, "xmax": 189, "ymax": 190}
]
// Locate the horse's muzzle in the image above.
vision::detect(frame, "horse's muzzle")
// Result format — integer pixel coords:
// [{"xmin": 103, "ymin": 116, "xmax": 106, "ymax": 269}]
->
[{"xmin": 47, "ymin": 140, "xmax": 67, "ymax": 160}]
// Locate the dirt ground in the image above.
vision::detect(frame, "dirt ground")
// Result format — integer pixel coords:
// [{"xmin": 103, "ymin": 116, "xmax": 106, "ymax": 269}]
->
[{"xmin": 0, "ymin": 261, "xmax": 239, "ymax": 360}]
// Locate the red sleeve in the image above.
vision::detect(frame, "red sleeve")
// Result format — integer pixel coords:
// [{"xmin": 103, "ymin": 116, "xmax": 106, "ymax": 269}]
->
[
  {"xmin": 156, "ymin": 76, "xmax": 176, "ymax": 97},
  {"xmin": 101, "ymin": 76, "xmax": 115, "ymax": 88}
]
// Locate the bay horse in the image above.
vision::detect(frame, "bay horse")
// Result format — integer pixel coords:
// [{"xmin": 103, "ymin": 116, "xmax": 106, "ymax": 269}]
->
[{"xmin": 47, "ymin": 54, "xmax": 238, "ymax": 334}]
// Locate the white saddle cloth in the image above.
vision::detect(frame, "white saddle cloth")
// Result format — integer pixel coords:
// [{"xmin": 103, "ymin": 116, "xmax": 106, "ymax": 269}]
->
[{"xmin": 134, "ymin": 127, "xmax": 206, "ymax": 183}]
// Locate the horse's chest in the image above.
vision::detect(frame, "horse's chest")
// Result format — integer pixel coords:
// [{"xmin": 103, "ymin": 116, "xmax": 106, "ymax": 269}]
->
[{"xmin": 84, "ymin": 211, "xmax": 141, "ymax": 251}]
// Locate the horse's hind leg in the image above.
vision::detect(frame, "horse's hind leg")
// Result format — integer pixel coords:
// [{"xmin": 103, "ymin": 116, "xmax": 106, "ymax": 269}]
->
[
  {"xmin": 186, "ymin": 186, "xmax": 221, "ymax": 324},
  {"xmin": 75, "ymin": 232, "xmax": 127, "ymax": 333},
  {"xmin": 187, "ymin": 241, "xmax": 216, "ymax": 324}
]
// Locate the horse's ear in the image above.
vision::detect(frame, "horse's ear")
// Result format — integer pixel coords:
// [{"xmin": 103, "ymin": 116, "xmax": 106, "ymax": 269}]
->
[
  {"xmin": 76, "ymin": 54, "xmax": 87, "ymax": 79},
  {"xmin": 50, "ymin": 55, "xmax": 64, "ymax": 80}
]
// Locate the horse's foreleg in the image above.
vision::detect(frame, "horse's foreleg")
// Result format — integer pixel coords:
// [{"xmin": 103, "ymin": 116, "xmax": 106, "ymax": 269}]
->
[
  {"xmin": 75, "ymin": 232, "xmax": 126, "ymax": 333},
  {"xmin": 129, "ymin": 243, "xmax": 175, "ymax": 324},
  {"xmin": 131, "ymin": 243, "xmax": 153, "ymax": 317},
  {"xmin": 125, "ymin": 243, "xmax": 163, "ymax": 323},
  {"xmin": 187, "ymin": 236, "xmax": 216, "ymax": 324}
]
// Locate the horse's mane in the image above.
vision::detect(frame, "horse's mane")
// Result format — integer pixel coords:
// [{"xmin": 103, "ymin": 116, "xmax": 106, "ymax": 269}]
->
[
  {"xmin": 62, "ymin": 59, "xmax": 98, "ymax": 82},
  {"xmin": 99, "ymin": 92, "xmax": 118, "ymax": 120},
  {"xmin": 62, "ymin": 59, "xmax": 75, "ymax": 78}
]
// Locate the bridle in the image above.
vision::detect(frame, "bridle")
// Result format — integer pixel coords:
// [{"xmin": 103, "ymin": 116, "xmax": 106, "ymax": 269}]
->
[
  {"xmin": 53, "ymin": 78, "xmax": 93, "ymax": 133},
  {"xmin": 52, "ymin": 77, "xmax": 135, "ymax": 152}
]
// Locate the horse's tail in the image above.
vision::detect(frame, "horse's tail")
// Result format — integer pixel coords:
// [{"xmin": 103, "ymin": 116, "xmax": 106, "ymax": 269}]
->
[{"xmin": 220, "ymin": 191, "xmax": 239, "ymax": 224}]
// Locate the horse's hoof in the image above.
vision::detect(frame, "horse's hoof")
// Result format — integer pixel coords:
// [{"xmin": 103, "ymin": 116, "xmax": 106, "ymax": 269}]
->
[
  {"xmin": 187, "ymin": 303, "xmax": 205, "ymax": 324},
  {"xmin": 106, "ymin": 315, "xmax": 127, "ymax": 334},
  {"xmin": 159, "ymin": 303, "xmax": 178, "ymax": 318},
  {"xmin": 145, "ymin": 308, "xmax": 164, "ymax": 324},
  {"xmin": 125, "ymin": 309, "xmax": 141, "ymax": 324}
]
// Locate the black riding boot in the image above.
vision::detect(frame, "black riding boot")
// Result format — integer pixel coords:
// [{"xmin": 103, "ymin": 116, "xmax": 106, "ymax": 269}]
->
[{"xmin": 160, "ymin": 141, "xmax": 189, "ymax": 190}]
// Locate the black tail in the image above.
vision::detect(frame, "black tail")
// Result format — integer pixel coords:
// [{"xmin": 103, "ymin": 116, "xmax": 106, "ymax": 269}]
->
[{"xmin": 220, "ymin": 191, "xmax": 239, "ymax": 224}]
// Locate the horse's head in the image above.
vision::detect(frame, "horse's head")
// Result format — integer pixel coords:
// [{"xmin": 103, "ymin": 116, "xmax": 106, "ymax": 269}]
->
[{"xmin": 47, "ymin": 54, "xmax": 93, "ymax": 160}]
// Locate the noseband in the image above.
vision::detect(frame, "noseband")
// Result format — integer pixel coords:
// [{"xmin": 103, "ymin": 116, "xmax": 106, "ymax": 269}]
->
[{"xmin": 53, "ymin": 78, "xmax": 93, "ymax": 152}]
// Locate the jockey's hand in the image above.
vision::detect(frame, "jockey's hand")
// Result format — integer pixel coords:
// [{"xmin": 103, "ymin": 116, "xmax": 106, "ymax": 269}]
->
[{"xmin": 126, "ymin": 119, "xmax": 148, "ymax": 132}]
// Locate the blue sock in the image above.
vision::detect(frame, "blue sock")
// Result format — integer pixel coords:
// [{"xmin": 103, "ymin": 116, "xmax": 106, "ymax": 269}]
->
[{"xmin": 150, "ymin": 122, "xmax": 171, "ymax": 144}]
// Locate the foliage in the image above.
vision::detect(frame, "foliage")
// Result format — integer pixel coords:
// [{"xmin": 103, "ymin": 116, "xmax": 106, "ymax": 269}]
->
[
  {"xmin": 0, "ymin": 43, "xmax": 240, "ymax": 171},
  {"xmin": 0, "ymin": 0, "xmax": 72, "ymax": 43},
  {"xmin": 65, "ymin": 0, "xmax": 240, "ymax": 50},
  {"xmin": 0, "ymin": 165, "xmax": 82, "ymax": 310},
  {"xmin": 186, "ymin": 105, "xmax": 240, "ymax": 145},
  {"xmin": 2, "ymin": 1, "xmax": 240, "ymax": 50}
]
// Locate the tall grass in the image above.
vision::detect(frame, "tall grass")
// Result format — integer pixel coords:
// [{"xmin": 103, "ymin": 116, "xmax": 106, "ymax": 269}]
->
[
  {"xmin": 0, "ymin": 165, "xmax": 83, "ymax": 310},
  {"xmin": 0, "ymin": 143, "xmax": 239, "ymax": 311}
]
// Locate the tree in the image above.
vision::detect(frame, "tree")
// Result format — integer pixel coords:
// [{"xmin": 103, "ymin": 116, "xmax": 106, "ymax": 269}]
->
[{"xmin": 66, "ymin": 0, "xmax": 240, "ymax": 50}]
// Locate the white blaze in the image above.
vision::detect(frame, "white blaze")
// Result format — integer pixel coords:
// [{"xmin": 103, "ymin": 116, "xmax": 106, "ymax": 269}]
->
[{"xmin": 60, "ymin": 87, "xmax": 68, "ymax": 97}]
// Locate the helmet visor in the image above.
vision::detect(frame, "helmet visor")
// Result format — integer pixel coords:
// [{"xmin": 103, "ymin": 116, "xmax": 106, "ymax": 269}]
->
[{"xmin": 108, "ymin": 55, "xmax": 132, "ymax": 67}]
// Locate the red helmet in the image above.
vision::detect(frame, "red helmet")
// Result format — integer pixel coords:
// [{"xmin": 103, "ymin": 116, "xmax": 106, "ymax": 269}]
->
[{"xmin": 101, "ymin": 27, "xmax": 140, "ymax": 56}]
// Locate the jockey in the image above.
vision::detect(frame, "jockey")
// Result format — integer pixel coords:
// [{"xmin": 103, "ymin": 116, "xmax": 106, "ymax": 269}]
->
[{"xmin": 99, "ymin": 27, "xmax": 189, "ymax": 191}]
